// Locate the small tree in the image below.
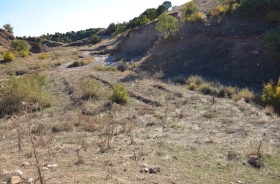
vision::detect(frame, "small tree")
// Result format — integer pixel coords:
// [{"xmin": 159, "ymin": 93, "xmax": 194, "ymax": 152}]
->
[
  {"xmin": 140, "ymin": 15, "xmax": 150, "ymax": 25},
  {"xmin": 89, "ymin": 35, "xmax": 101, "ymax": 44},
  {"xmin": 3, "ymin": 24, "xmax": 13, "ymax": 34},
  {"xmin": 157, "ymin": 4, "xmax": 168, "ymax": 16},
  {"xmin": 156, "ymin": 13, "xmax": 179, "ymax": 36},
  {"xmin": 163, "ymin": 1, "xmax": 172, "ymax": 10},
  {"xmin": 12, "ymin": 40, "xmax": 31, "ymax": 52}
]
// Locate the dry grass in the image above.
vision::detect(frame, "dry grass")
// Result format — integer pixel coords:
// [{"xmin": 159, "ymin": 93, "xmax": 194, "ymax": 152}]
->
[{"xmin": 0, "ymin": 47, "xmax": 280, "ymax": 184}]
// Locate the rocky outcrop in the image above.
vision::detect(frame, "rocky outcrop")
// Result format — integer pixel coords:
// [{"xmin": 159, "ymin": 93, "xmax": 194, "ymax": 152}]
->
[
  {"xmin": 28, "ymin": 41, "xmax": 50, "ymax": 53},
  {"xmin": 0, "ymin": 28, "xmax": 15, "ymax": 47}
]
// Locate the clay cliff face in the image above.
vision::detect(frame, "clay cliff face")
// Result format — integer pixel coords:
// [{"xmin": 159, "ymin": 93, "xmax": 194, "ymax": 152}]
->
[
  {"xmin": 118, "ymin": 21, "xmax": 163, "ymax": 55},
  {"xmin": 0, "ymin": 28, "xmax": 15, "ymax": 47}
]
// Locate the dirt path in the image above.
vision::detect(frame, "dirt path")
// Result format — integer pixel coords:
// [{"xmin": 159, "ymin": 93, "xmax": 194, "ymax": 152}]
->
[{"xmin": 51, "ymin": 54, "xmax": 116, "ymax": 73}]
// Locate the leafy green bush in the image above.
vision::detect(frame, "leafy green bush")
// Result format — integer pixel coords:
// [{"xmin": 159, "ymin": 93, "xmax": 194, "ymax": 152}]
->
[
  {"xmin": 3, "ymin": 51, "xmax": 15, "ymax": 61},
  {"xmin": 0, "ymin": 73, "xmax": 53, "ymax": 115},
  {"xmin": 18, "ymin": 50, "xmax": 29, "ymax": 57},
  {"xmin": 38, "ymin": 53, "xmax": 49, "ymax": 59},
  {"xmin": 89, "ymin": 35, "xmax": 101, "ymax": 44},
  {"xmin": 109, "ymin": 83, "xmax": 129, "ymax": 104},
  {"xmin": 261, "ymin": 78, "xmax": 280, "ymax": 110},
  {"xmin": 184, "ymin": 1, "xmax": 199, "ymax": 17},
  {"xmin": 184, "ymin": 1, "xmax": 205, "ymax": 22},
  {"xmin": 11, "ymin": 40, "xmax": 30, "ymax": 52},
  {"xmin": 80, "ymin": 77, "xmax": 100, "ymax": 99},
  {"xmin": 263, "ymin": 27, "xmax": 280, "ymax": 60},
  {"xmin": 156, "ymin": 13, "xmax": 179, "ymax": 36}
]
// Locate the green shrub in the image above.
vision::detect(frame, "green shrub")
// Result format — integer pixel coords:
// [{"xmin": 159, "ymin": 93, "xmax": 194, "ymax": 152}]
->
[
  {"xmin": 263, "ymin": 27, "xmax": 280, "ymax": 60},
  {"xmin": 3, "ymin": 51, "xmax": 15, "ymax": 61},
  {"xmin": 184, "ymin": 1, "xmax": 199, "ymax": 18},
  {"xmin": 109, "ymin": 83, "xmax": 129, "ymax": 104},
  {"xmin": 18, "ymin": 50, "xmax": 29, "ymax": 57},
  {"xmin": 0, "ymin": 73, "xmax": 53, "ymax": 115},
  {"xmin": 67, "ymin": 61, "xmax": 85, "ymax": 68},
  {"xmin": 261, "ymin": 78, "xmax": 280, "ymax": 110},
  {"xmin": 52, "ymin": 122, "xmax": 74, "ymax": 132},
  {"xmin": 186, "ymin": 75, "xmax": 204, "ymax": 86},
  {"xmin": 11, "ymin": 40, "xmax": 30, "ymax": 52},
  {"xmin": 80, "ymin": 77, "xmax": 100, "ymax": 99},
  {"xmin": 89, "ymin": 35, "xmax": 101, "ymax": 44},
  {"xmin": 232, "ymin": 88, "xmax": 254, "ymax": 102},
  {"xmin": 38, "ymin": 53, "xmax": 49, "ymax": 59},
  {"xmin": 186, "ymin": 12, "xmax": 206, "ymax": 22},
  {"xmin": 197, "ymin": 82, "xmax": 221, "ymax": 96},
  {"xmin": 222, "ymin": 86, "xmax": 237, "ymax": 98}
]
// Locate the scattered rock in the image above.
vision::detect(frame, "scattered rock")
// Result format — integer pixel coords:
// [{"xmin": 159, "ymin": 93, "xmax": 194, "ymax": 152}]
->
[
  {"xmin": 236, "ymin": 181, "xmax": 243, "ymax": 184},
  {"xmin": 248, "ymin": 154, "xmax": 262, "ymax": 168},
  {"xmin": 42, "ymin": 167, "xmax": 48, "ymax": 170},
  {"xmin": 45, "ymin": 163, "xmax": 57, "ymax": 168},
  {"xmin": 253, "ymin": 50, "xmax": 259, "ymax": 56},
  {"xmin": 27, "ymin": 178, "xmax": 33, "ymax": 183},
  {"xmin": 10, "ymin": 176, "xmax": 22, "ymax": 184},
  {"xmin": 149, "ymin": 167, "xmax": 160, "ymax": 174},
  {"xmin": 11, "ymin": 170, "xmax": 22, "ymax": 176},
  {"xmin": 22, "ymin": 162, "xmax": 30, "ymax": 167}
]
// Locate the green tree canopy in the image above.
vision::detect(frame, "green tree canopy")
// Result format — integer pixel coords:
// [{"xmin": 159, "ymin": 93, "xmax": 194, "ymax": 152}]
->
[
  {"xmin": 140, "ymin": 15, "xmax": 150, "ymax": 25},
  {"xmin": 156, "ymin": 13, "xmax": 179, "ymax": 36},
  {"xmin": 184, "ymin": 1, "xmax": 199, "ymax": 17},
  {"xmin": 3, "ymin": 24, "xmax": 13, "ymax": 34},
  {"xmin": 163, "ymin": 1, "xmax": 172, "ymax": 10},
  {"xmin": 157, "ymin": 5, "xmax": 168, "ymax": 16},
  {"xmin": 11, "ymin": 40, "xmax": 31, "ymax": 52}
]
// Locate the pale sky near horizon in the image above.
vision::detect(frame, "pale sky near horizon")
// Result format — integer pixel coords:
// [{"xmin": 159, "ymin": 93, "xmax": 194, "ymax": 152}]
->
[{"xmin": 0, "ymin": 0, "xmax": 188, "ymax": 37}]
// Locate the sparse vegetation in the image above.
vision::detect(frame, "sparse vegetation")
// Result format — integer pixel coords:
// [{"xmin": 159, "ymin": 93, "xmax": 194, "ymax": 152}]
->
[
  {"xmin": 3, "ymin": 23, "xmax": 13, "ymax": 34},
  {"xmin": 93, "ymin": 64, "xmax": 118, "ymax": 71},
  {"xmin": 0, "ymin": 72, "xmax": 53, "ymax": 115},
  {"xmin": 185, "ymin": 75, "xmax": 254, "ymax": 101},
  {"xmin": 109, "ymin": 83, "xmax": 129, "ymax": 104},
  {"xmin": 3, "ymin": 51, "xmax": 15, "ymax": 61},
  {"xmin": 261, "ymin": 78, "xmax": 280, "ymax": 111},
  {"xmin": 184, "ymin": 1, "xmax": 205, "ymax": 22},
  {"xmin": 232, "ymin": 88, "xmax": 255, "ymax": 102},
  {"xmin": 67, "ymin": 61, "xmax": 86, "ymax": 68},
  {"xmin": 38, "ymin": 53, "xmax": 49, "ymax": 59},
  {"xmin": 18, "ymin": 50, "xmax": 29, "ymax": 57},
  {"xmin": 80, "ymin": 77, "xmax": 101, "ymax": 99}
]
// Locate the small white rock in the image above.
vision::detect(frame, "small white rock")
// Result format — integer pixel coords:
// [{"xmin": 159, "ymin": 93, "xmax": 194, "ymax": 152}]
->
[
  {"xmin": 22, "ymin": 162, "xmax": 30, "ymax": 167},
  {"xmin": 27, "ymin": 178, "xmax": 33, "ymax": 183},
  {"xmin": 42, "ymin": 167, "xmax": 48, "ymax": 170},
  {"xmin": 46, "ymin": 164, "xmax": 57, "ymax": 168},
  {"xmin": 12, "ymin": 170, "xmax": 23, "ymax": 175}
]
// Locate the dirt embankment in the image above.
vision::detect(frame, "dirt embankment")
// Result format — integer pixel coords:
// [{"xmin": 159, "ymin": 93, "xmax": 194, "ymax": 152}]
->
[
  {"xmin": 0, "ymin": 28, "xmax": 15, "ymax": 48},
  {"xmin": 138, "ymin": 0, "xmax": 280, "ymax": 90}
]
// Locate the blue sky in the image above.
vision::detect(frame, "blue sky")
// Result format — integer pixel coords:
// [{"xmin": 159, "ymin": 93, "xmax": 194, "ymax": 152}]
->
[{"xmin": 0, "ymin": 0, "xmax": 188, "ymax": 37}]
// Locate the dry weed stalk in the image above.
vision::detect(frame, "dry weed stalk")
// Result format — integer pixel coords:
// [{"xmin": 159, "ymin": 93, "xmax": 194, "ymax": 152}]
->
[
  {"xmin": 17, "ymin": 128, "xmax": 22, "ymax": 152},
  {"xmin": 75, "ymin": 149, "xmax": 84, "ymax": 165},
  {"xmin": 22, "ymin": 102, "xmax": 45, "ymax": 184}
]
